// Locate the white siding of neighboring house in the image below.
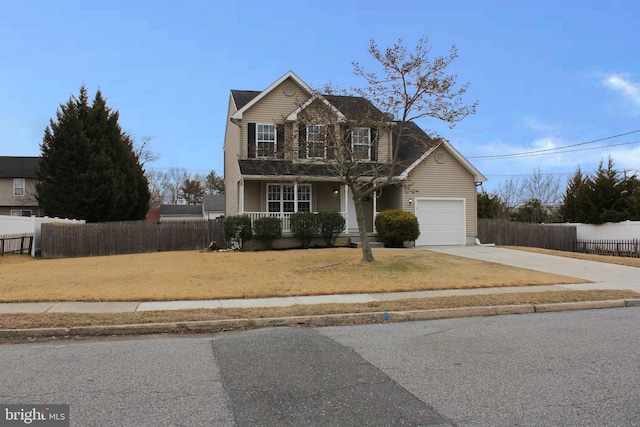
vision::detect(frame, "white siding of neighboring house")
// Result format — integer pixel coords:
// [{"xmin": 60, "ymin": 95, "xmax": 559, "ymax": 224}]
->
[{"xmin": 403, "ymin": 147, "xmax": 478, "ymax": 244}]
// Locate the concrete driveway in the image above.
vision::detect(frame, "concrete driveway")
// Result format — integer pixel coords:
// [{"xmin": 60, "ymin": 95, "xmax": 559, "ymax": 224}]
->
[{"xmin": 425, "ymin": 245, "xmax": 640, "ymax": 293}]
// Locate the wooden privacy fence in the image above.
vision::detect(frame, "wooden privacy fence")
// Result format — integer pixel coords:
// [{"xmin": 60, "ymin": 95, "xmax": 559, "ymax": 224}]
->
[
  {"xmin": 0, "ymin": 234, "xmax": 34, "ymax": 256},
  {"xmin": 477, "ymin": 219, "xmax": 577, "ymax": 251},
  {"xmin": 41, "ymin": 219, "xmax": 226, "ymax": 258},
  {"xmin": 576, "ymin": 239, "xmax": 640, "ymax": 258}
]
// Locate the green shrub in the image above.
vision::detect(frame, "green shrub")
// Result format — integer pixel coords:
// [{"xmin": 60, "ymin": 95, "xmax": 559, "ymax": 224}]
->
[
  {"xmin": 224, "ymin": 215, "xmax": 252, "ymax": 250},
  {"xmin": 318, "ymin": 211, "xmax": 346, "ymax": 247},
  {"xmin": 290, "ymin": 211, "xmax": 319, "ymax": 248},
  {"xmin": 375, "ymin": 209, "xmax": 420, "ymax": 248},
  {"xmin": 253, "ymin": 216, "xmax": 282, "ymax": 249}
]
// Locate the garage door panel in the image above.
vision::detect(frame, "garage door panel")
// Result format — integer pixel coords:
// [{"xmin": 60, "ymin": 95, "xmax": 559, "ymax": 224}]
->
[{"xmin": 415, "ymin": 199, "xmax": 464, "ymax": 246}]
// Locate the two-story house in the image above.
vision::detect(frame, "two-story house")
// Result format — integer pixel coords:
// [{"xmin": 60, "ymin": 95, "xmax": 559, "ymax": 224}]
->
[
  {"xmin": 0, "ymin": 156, "xmax": 43, "ymax": 217},
  {"xmin": 223, "ymin": 71, "xmax": 486, "ymax": 245}
]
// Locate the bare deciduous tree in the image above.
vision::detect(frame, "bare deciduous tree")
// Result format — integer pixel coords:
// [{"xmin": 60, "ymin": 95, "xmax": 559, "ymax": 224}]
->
[{"xmin": 305, "ymin": 37, "xmax": 478, "ymax": 262}]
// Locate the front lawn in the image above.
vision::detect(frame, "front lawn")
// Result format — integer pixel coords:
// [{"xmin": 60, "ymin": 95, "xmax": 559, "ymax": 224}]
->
[{"xmin": 0, "ymin": 248, "xmax": 584, "ymax": 302}]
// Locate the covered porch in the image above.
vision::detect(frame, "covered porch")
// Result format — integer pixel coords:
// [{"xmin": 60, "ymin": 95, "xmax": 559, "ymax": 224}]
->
[{"xmin": 238, "ymin": 178, "xmax": 399, "ymax": 233}]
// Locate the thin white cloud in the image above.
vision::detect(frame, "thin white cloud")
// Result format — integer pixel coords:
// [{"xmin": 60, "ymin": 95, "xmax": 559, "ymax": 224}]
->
[{"xmin": 603, "ymin": 74, "xmax": 640, "ymax": 110}]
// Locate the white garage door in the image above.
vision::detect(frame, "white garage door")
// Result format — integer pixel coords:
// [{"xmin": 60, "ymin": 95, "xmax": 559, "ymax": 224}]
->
[{"xmin": 415, "ymin": 198, "xmax": 465, "ymax": 246}]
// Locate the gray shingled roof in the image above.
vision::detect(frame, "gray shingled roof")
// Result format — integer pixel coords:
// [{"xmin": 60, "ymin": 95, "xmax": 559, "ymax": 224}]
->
[
  {"xmin": 203, "ymin": 194, "xmax": 225, "ymax": 212},
  {"xmin": 159, "ymin": 204, "xmax": 203, "ymax": 216},
  {"xmin": 0, "ymin": 156, "xmax": 40, "ymax": 178},
  {"xmin": 231, "ymin": 90, "xmax": 261, "ymax": 110}
]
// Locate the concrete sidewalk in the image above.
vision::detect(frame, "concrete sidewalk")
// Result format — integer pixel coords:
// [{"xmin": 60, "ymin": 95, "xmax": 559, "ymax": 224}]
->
[{"xmin": 0, "ymin": 285, "xmax": 567, "ymax": 314}]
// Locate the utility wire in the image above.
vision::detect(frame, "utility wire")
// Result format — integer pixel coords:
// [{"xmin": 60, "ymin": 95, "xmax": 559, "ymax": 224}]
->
[
  {"xmin": 468, "ymin": 129, "xmax": 640, "ymax": 159},
  {"xmin": 471, "ymin": 140, "xmax": 640, "ymax": 160}
]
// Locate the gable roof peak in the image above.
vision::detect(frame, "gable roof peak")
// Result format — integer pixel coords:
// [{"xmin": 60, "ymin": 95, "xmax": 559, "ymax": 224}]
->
[{"xmin": 231, "ymin": 71, "xmax": 313, "ymax": 120}]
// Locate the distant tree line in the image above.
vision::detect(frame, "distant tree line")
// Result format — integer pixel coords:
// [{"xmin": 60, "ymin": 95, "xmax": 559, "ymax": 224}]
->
[
  {"xmin": 145, "ymin": 168, "xmax": 224, "ymax": 207},
  {"xmin": 478, "ymin": 158, "xmax": 640, "ymax": 224}
]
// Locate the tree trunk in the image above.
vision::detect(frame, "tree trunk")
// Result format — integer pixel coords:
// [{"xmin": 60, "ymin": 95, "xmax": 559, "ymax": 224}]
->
[{"xmin": 351, "ymin": 188, "xmax": 375, "ymax": 262}]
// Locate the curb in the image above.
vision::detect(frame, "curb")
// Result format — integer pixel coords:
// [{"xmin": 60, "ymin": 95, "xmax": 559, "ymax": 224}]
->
[{"xmin": 1, "ymin": 299, "xmax": 638, "ymax": 340}]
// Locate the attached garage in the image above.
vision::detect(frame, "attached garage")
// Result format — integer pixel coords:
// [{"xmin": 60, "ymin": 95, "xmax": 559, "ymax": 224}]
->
[{"xmin": 415, "ymin": 198, "xmax": 466, "ymax": 246}]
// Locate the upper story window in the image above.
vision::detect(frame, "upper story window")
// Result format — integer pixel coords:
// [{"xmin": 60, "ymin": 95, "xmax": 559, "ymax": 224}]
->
[
  {"xmin": 256, "ymin": 124, "xmax": 276, "ymax": 158},
  {"xmin": 13, "ymin": 178, "xmax": 25, "ymax": 196},
  {"xmin": 352, "ymin": 128, "xmax": 371, "ymax": 160},
  {"xmin": 307, "ymin": 124, "xmax": 327, "ymax": 159}
]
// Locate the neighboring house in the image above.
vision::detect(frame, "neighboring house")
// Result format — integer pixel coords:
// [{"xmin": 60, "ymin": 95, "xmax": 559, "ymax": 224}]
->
[
  {"xmin": 0, "ymin": 156, "xmax": 44, "ymax": 217},
  {"xmin": 159, "ymin": 204, "xmax": 204, "ymax": 222},
  {"xmin": 159, "ymin": 195, "xmax": 225, "ymax": 222},
  {"xmin": 203, "ymin": 194, "xmax": 225, "ymax": 219},
  {"xmin": 223, "ymin": 71, "xmax": 487, "ymax": 245}
]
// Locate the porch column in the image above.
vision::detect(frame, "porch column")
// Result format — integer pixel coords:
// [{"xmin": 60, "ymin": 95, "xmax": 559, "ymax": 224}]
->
[
  {"xmin": 344, "ymin": 184, "xmax": 350, "ymax": 230},
  {"xmin": 239, "ymin": 179, "xmax": 245, "ymax": 214},
  {"xmin": 373, "ymin": 191, "xmax": 377, "ymax": 233}
]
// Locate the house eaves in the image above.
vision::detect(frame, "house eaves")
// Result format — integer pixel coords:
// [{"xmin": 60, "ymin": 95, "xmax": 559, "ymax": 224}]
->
[
  {"xmin": 230, "ymin": 71, "xmax": 313, "ymax": 120},
  {"xmin": 397, "ymin": 139, "xmax": 487, "ymax": 183}
]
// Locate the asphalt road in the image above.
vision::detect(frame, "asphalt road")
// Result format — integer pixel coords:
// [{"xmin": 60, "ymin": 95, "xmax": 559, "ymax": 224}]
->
[{"xmin": 1, "ymin": 308, "xmax": 639, "ymax": 426}]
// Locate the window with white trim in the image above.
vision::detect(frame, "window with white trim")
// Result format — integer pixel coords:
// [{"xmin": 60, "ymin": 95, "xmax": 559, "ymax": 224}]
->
[
  {"xmin": 11, "ymin": 210, "xmax": 32, "ymax": 217},
  {"xmin": 267, "ymin": 183, "xmax": 312, "ymax": 213},
  {"xmin": 13, "ymin": 178, "xmax": 25, "ymax": 196},
  {"xmin": 256, "ymin": 124, "xmax": 276, "ymax": 158},
  {"xmin": 352, "ymin": 128, "xmax": 371, "ymax": 160},
  {"xmin": 307, "ymin": 124, "xmax": 327, "ymax": 159}
]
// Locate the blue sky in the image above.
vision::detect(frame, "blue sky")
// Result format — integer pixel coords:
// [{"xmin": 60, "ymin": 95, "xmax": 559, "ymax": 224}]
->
[{"xmin": 2, "ymin": 0, "xmax": 639, "ymax": 193}]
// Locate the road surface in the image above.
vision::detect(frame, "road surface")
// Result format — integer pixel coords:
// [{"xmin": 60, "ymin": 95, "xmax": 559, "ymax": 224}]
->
[{"xmin": 1, "ymin": 308, "xmax": 639, "ymax": 426}]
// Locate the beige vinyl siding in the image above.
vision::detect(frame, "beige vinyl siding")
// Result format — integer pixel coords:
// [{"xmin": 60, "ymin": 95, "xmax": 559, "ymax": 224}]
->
[
  {"xmin": 381, "ymin": 184, "xmax": 403, "ymax": 211},
  {"xmin": 224, "ymin": 95, "xmax": 242, "ymax": 216},
  {"xmin": 403, "ymin": 148, "xmax": 478, "ymax": 239},
  {"xmin": 376, "ymin": 129, "xmax": 391, "ymax": 163},
  {"xmin": 241, "ymin": 78, "xmax": 310, "ymax": 158},
  {"xmin": 314, "ymin": 182, "xmax": 341, "ymax": 212},
  {"xmin": 243, "ymin": 180, "xmax": 263, "ymax": 212},
  {"xmin": 0, "ymin": 178, "xmax": 39, "ymax": 207}
]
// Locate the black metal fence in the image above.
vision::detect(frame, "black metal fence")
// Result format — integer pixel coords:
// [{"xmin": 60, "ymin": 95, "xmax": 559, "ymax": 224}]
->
[
  {"xmin": 0, "ymin": 234, "xmax": 34, "ymax": 256},
  {"xmin": 477, "ymin": 219, "xmax": 577, "ymax": 251},
  {"xmin": 576, "ymin": 239, "xmax": 640, "ymax": 258},
  {"xmin": 41, "ymin": 219, "xmax": 226, "ymax": 258}
]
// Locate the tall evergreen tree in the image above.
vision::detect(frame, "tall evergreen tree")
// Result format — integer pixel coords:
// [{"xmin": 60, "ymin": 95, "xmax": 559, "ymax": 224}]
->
[
  {"xmin": 36, "ymin": 86, "xmax": 150, "ymax": 222},
  {"xmin": 559, "ymin": 167, "xmax": 589, "ymax": 222},
  {"xmin": 587, "ymin": 158, "xmax": 627, "ymax": 224}
]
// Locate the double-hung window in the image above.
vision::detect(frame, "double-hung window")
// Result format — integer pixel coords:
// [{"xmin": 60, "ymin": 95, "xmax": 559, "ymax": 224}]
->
[
  {"xmin": 267, "ymin": 183, "xmax": 312, "ymax": 213},
  {"xmin": 13, "ymin": 178, "xmax": 25, "ymax": 196},
  {"xmin": 352, "ymin": 128, "xmax": 371, "ymax": 160},
  {"xmin": 307, "ymin": 124, "xmax": 327, "ymax": 159},
  {"xmin": 256, "ymin": 124, "xmax": 276, "ymax": 158}
]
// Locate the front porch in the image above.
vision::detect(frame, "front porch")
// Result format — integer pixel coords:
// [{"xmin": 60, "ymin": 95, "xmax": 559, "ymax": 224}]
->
[{"xmin": 239, "ymin": 179, "xmax": 396, "ymax": 234}]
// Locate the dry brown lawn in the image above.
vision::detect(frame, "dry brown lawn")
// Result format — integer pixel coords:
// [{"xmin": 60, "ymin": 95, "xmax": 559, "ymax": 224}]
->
[{"xmin": 0, "ymin": 248, "xmax": 585, "ymax": 302}]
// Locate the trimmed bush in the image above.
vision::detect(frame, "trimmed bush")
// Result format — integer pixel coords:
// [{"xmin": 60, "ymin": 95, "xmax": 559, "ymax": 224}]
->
[
  {"xmin": 291, "ymin": 211, "xmax": 319, "ymax": 248},
  {"xmin": 318, "ymin": 211, "xmax": 346, "ymax": 247},
  {"xmin": 224, "ymin": 215, "xmax": 252, "ymax": 250},
  {"xmin": 375, "ymin": 209, "xmax": 420, "ymax": 248},
  {"xmin": 253, "ymin": 216, "xmax": 282, "ymax": 249}
]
